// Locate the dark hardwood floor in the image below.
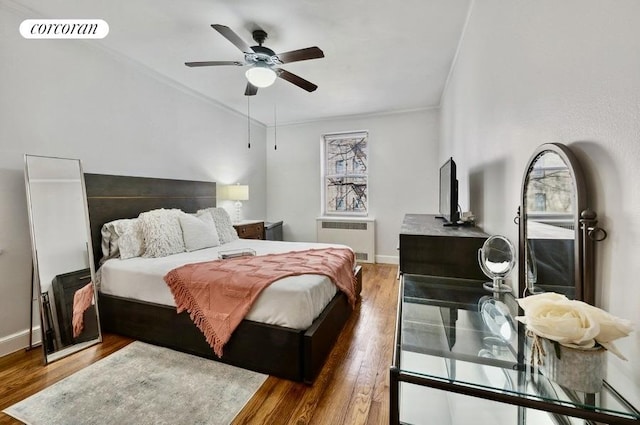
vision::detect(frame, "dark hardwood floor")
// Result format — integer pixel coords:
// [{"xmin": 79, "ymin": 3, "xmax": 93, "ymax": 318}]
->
[{"xmin": 0, "ymin": 263, "xmax": 398, "ymax": 425}]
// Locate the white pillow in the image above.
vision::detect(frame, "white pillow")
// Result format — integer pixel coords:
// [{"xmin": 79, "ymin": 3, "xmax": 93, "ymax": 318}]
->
[
  {"xmin": 196, "ymin": 207, "xmax": 239, "ymax": 244},
  {"xmin": 139, "ymin": 209, "xmax": 186, "ymax": 258},
  {"xmin": 179, "ymin": 212, "xmax": 220, "ymax": 251}
]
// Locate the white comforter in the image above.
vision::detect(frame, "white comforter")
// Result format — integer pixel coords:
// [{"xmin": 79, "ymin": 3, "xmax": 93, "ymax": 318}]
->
[{"xmin": 99, "ymin": 239, "xmax": 349, "ymax": 330}]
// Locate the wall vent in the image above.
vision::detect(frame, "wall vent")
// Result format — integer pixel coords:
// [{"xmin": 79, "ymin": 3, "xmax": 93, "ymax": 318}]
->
[
  {"xmin": 316, "ymin": 217, "xmax": 375, "ymax": 263},
  {"xmin": 322, "ymin": 221, "xmax": 368, "ymax": 231},
  {"xmin": 355, "ymin": 252, "xmax": 369, "ymax": 262}
]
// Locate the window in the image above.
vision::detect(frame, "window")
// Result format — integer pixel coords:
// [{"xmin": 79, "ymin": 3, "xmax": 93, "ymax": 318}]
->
[{"xmin": 321, "ymin": 131, "xmax": 368, "ymax": 215}]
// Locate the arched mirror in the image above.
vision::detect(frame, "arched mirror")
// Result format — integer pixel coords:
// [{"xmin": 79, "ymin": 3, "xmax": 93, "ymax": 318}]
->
[
  {"xmin": 519, "ymin": 143, "xmax": 605, "ymax": 305},
  {"xmin": 24, "ymin": 155, "xmax": 101, "ymax": 363},
  {"xmin": 478, "ymin": 235, "xmax": 516, "ymax": 293}
]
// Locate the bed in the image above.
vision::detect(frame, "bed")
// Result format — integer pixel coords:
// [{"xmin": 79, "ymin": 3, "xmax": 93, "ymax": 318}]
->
[{"xmin": 85, "ymin": 173, "xmax": 361, "ymax": 383}]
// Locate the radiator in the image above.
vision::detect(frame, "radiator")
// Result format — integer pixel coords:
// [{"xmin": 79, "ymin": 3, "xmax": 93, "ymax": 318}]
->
[{"xmin": 316, "ymin": 217, "xmax": 375, "ymax": 263}]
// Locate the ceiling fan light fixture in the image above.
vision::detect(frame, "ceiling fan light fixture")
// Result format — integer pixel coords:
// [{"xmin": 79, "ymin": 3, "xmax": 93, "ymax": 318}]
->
[
  {"xmin": 245, "ymin": 63, "xmax": 277, "ymax": 88},
  {"xmin": 187, "ymin": 25, "xmax": 322, "ymax": 95}
]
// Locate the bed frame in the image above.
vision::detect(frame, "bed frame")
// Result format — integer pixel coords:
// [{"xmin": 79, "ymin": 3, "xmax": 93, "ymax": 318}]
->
[{"xmin": 84, "ymin": 173, "xmax": 361, "ymax": 383}]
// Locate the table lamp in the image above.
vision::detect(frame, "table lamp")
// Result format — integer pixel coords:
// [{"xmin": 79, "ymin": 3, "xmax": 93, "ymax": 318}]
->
[{"xmin": 225, "ymin": 184, "xmax": 249, "ymax": 223}]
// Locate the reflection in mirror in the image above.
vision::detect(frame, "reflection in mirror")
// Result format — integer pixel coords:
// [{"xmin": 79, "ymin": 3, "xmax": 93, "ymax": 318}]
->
[
  {"xmin": 478, "ymin": 294, "xmax": 517, "ymax": 391},
  {"xmin": 24, "ymin": 155, "xmax": 101, "ymax": 363},
  {"xmin": 479, "ymin": 296, "xmax": 516, "ymax": 344},
  {"xmin": 478, "ymin": 349, "xmax": 515, "ymax": 391},
  {"xmin": 523, "ymin": 150, "xmax": 576, "ymax": 297},
  {"xmin": 478, "ymin": 235, "xmax": 516, "ymax": 293}
]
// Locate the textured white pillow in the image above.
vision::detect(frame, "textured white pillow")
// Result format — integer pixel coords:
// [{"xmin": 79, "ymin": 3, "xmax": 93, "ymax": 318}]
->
[
  {"xmin": 139, "ymin": 209, "xmax": 186, "ymax": 258},
  {"xmin": 179, "ymin": 212, "xmax": 220, "ymax": 251},
  {"xmin": 196, "ymin": 207, "xmax": 238, "ymax": 244}
]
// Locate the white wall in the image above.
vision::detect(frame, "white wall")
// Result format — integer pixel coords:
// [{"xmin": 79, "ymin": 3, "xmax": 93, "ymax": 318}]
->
[
  {"xmin": 266, "ymin": 109, "xmax": 440, "ymax": 263},
  {"xmin": 0, "ymin": 6, "xmax": 267, "ymax": 355},
  {"xmin": 441, "ymin": 0, "xmax": 640, "ymax": 403}
]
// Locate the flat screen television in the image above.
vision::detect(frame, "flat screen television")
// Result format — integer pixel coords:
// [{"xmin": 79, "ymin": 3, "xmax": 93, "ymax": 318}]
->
[{"xmin": 438, "ymin": 157, "xmax": 459, "ymax": 225}]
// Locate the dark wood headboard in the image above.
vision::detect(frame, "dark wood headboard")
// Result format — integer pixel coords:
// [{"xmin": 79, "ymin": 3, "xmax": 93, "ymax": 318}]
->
[{"xmin": 84, "ymin": 173, "xmax": 216, "ymax": 265}]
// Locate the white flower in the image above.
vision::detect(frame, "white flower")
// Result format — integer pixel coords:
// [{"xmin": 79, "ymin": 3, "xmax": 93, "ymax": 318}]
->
[{"xmin": 516, "ymin": 293, "xmax": 634, "ymax": 360}]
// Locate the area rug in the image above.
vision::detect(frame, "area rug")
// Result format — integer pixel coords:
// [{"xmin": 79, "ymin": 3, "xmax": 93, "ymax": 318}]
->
[{"xmin": 3, "ymin": 341, "xmax": 267, "ymax": 425}]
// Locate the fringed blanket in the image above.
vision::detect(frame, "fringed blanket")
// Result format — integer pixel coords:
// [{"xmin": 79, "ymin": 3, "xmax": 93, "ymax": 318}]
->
[
  {"xmin": 72, "ymin": 282, "xmax": 95, "ymax": 338},
  {"xmin": 164, "ymin": 247, "xmax": 356, "ymax": 357}
]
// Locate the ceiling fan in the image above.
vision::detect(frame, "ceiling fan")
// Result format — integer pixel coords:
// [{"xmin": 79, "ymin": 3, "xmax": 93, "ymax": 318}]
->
[{"xmin": 185, "ymin": 24, "xmax": 324, "ymax": 96}]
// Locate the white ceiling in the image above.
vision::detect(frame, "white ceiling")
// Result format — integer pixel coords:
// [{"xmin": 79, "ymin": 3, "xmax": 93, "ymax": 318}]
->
[{"xmin": 14, "ymin": 0, "xmax": 471, "ymax": 126}]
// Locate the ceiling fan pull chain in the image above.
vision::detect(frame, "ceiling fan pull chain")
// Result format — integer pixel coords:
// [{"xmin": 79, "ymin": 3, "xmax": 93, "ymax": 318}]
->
[
  {"xmin": 274, "ymin": 103, "xmax": 277, "ymax": 150},
  {"xmin": 247, "ymin": 96, "xmax": 251, "ymax": 149}
]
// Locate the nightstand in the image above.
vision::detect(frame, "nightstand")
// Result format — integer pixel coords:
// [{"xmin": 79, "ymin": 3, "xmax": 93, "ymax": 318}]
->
[
  {"xmin": 233, "ymin": 220, "xmax": 265, "ymax": 240},
  {"xmin": 265, "ymin": 221, "xmax": 283, "ymax": 241}
]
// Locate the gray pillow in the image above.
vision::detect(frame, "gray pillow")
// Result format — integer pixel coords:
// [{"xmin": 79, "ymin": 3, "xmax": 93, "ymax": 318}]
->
[
  {"xmin": 100, "ymin": 218, "xmax": 140, "ymax": 263},
  {"xmin": 179, "ymin": 212, "xmax": 220, "ymax": 251},
  {"xmin": 196, "ymin": 207, "xmax": 238, "ymax": 244}
]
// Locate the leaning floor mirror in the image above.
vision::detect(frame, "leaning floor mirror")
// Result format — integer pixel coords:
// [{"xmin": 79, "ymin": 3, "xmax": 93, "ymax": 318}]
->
[{"xmin": 24, "ymin": 154, "xmax": 101, "ymax": 363}]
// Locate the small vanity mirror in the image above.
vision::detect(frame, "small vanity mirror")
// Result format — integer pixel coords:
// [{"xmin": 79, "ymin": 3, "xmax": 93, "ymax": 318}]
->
[
  {"xmin": 478, "ymin": 235, "xmax": 516, "ymax": 293},
  {"xmin": 24, "ymin": 155, "xmax": 101, "ymax": 363}
]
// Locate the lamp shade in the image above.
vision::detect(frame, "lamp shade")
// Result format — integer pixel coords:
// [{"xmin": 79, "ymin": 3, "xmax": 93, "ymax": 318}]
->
[
  {"xmin": 245, "ymin": 63, "xmax": 277, "ymax": 88},
  {"xmin": 225, "ymin": 184, "xmax": 249, "ymax": 201}
]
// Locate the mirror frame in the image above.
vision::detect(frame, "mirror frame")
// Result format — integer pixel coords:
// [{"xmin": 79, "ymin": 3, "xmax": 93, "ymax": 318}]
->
[
  {"xmin": 518, "ymin": 143, "xmax": 591, "ymax": 303},
  {"xmin": 24, "ymin": 154, "xmax": 102, "ymax": 363}
]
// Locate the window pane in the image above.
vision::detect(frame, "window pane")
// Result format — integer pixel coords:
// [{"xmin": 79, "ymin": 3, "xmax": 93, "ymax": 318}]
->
[
  {"xmin": 325, "ymin": 136, "xmax": 367, "ymax": 176},
  {"xmin": 325, "ymin": 176, "xmax": 367, "ymax": 213}
]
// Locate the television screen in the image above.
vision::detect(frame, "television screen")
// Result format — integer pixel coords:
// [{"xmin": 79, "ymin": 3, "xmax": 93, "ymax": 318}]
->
[{"xmin": 438, "ymin": 157, "xmax": 459, "ymax": 224}]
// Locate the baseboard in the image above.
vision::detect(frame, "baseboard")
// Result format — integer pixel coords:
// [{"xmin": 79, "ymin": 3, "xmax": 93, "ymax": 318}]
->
[
  {"xmin": 375, "ymin": 255, "xmax": 399, "ymax": 265},
  {"xmin": 0, "ymin": 327, "xmax": 42, "ymax": 358}
]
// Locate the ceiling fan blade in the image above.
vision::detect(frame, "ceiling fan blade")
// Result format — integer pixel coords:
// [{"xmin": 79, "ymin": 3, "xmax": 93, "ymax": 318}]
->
[
  {"xmin": 211, "ymin": 24, "xmax": 254, "ymax": 53},
  {"xmin": 245, "ymin": 82, "xmax": 258, "ymax": 96},
  {"xmin": 276, "ymin": 46, "xmax": 324, "ymax": 64},
  {"xmin": 185, "ymin": 61, "xmax": 244, "ymax": 67},
  {"xmin": 277, "ymin": 69, "xmax": 318, "ymax": 92}
]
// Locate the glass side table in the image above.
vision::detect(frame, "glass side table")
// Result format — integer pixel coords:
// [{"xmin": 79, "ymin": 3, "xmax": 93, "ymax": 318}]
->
[{"xmin": 390, "ymin": 274, "xmax": 640, "ymax": 425}]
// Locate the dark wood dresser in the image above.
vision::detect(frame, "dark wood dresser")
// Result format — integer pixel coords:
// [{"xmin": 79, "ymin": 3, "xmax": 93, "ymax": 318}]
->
[
  {"xmin": 399, "ymin": 214, "xmax": 489, "ymax": 280},
  {"xmin": 233, "ymin": 221, "xmax": 265, "ymax": 240}
]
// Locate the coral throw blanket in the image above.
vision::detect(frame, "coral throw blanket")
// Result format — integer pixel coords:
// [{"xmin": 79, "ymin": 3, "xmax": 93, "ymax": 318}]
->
[
  {"xmin": 164, "ymin": 247, "xmax": 356, "ymax": 357},
  {"xmin": 72, "ymin": 282, "xmax": 95, "ymax": 338}
]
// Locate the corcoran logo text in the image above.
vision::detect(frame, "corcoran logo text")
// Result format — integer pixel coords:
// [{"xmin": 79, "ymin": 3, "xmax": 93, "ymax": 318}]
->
[{"xmin": 20, "ymin": 19, "xmax": 109, "ymax": 39}]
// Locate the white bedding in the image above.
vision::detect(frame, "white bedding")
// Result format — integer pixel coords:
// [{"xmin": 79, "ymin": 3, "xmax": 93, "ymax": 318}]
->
[{"xmin": 99, "ymin": 239, "xmax": 350, "ymax": 330}]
